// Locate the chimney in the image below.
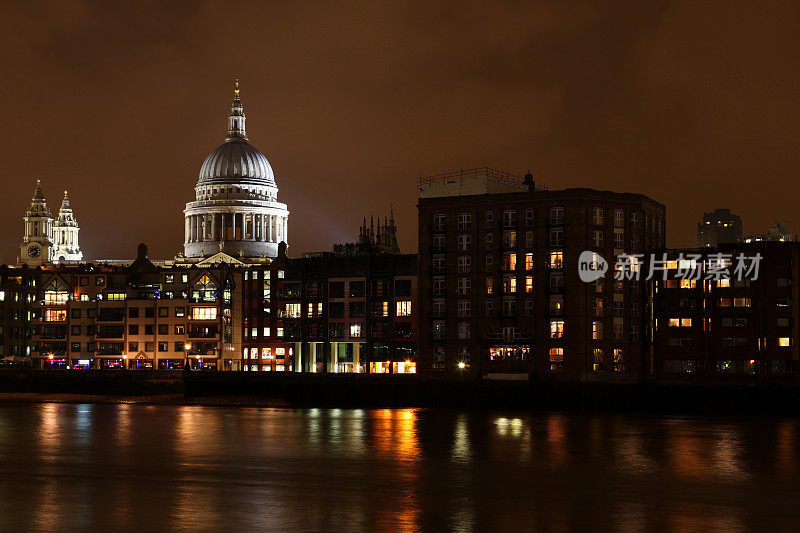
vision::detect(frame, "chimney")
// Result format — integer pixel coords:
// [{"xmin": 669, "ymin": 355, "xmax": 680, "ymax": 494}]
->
[{"xmin": 523, "ymin": 171, "xmax": 535, "ymax": 192}]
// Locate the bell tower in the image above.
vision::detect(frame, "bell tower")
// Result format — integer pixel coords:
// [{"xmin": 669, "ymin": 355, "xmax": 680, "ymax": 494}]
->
[
  {"xmin": 19, "ymin": 179, "xmax": 53, "ymax": 266},
  {"xmin": 52, "ymin": 190, "xmax": 82, "ymax": 262}
]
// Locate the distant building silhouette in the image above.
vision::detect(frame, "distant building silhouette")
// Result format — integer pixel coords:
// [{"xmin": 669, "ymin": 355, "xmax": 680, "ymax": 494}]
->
[
  {"xmin": 745, "ymin": 221, "xmax": 796, "ymax": 243},
  {"xmin": 697, "ymin": 209, "xmax": 742, "ymax": 247},
  {"xmin": 332, "ymin": 210, "xmax": 400, "ymax": 256}
]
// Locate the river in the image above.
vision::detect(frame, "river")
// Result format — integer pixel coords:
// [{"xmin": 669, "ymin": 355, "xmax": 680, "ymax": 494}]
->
[{"xmin": 0, "ymin": 403, "xmax": 798, "ymax": 531}]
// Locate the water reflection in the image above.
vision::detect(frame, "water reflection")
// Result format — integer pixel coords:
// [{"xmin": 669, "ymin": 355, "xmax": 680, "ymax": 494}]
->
[{"xmin": 0, "ymin": 406, "xmax": 798, "ymax": 531}]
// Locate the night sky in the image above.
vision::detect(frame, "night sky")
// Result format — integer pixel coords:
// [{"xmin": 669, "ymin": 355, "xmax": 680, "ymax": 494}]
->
[{"xmin": 0, "ymin": 1, "xmax": 798, "ymax": 262}]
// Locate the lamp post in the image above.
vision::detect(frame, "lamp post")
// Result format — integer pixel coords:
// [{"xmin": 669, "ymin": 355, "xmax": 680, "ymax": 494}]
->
[{"xmin": 184, "ymin": 343, "xmax": 192, "ymax": 370}]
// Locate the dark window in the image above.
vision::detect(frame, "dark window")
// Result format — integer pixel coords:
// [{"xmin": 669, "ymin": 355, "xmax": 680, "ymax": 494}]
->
[
  {"xmin": 145, "ymin": 342, "xmax": 154, "ymax": 352},
  {"xmin": 128, "ymin": 325, "xmax": 139, "ymax": 335},
  {"xmin": 158, "ymin": 324, "xmax": 169, "ymax": 335},
  {"xmin": 128, "ymin": 307, "xmax": 139, "ymax": 318},
  {"xmin": 97, "ymin": 308, "xmax": 124, "ymax": 321},
  {"xmin": 395, "ymin": 280, "xmax": 412, "ymax": 297},
  {"xmin": 97, "ymin": 325, "xmax": 124, "ymax": 338},
  {"xmin": 70, "ymin": 309, "xmax": 81, "ymax": 319},
  {"xmin": 128, "ymin": 342, "xmax": 138, "ymax": 352},
  {"xmin": 329, "ymin": 323, "xmax": 344, "ymax": 338},
  {"xmin": 97, "ymin": 342, "xmax": 123, "ymax": 355},
  {"xmin": 174, "ymin": 342, "xmax": 185, "ymax": 352},
  {"xmin": 329, "ymin": 302, "xmax": 345, "ymax": 318},
  {"xmin": 349, "ymin": 281, "xmax": 365, "ymax": 298},
  {"xmin": 395, "ymin": 323, "xmax": 412, "ymax": 338},
  {"xmin": 144, "ymin": 325, "xmax": 154, "ymax": 335},
  {"xmin": 70, "ymin": 325, "xmax": 81, "ymax": 335},
  {"xmin": 145, "ymin": 307, "xmax": 155, "ymax": 318},
  {"xmin": 159, "ymin": 307, "xmax": 169, "ymax": 317},
  {"xmin": 329, "ymin": 282, "xmax": 345, "ymax": 298},
  {"xmin": 158, "ymin": 342, "xmax": 168, "ymax": 352},
  {"xmin": 349, "ymin": 302, "xmax": 365, "ymax": 318}
]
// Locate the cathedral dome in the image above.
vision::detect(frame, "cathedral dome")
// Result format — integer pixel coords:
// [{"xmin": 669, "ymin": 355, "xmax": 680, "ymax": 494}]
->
[{"xmin": 198, "ymin": 140, "xmax": 275, "ymax": 187}]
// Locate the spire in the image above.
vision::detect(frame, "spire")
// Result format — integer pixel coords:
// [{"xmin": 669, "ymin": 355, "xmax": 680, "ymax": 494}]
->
[
  {"xmin": 226, "ymin": 77, "xmax": 248, "ymax": 142},
  {"xmin": 28, "ymin": 179, "xmax": 50, "ymax": 217},
  {"xmin": 56, "ymin": 189, "xmax": 77, "ymax": 226},
  {"xmin": 32, "ymin": 178, "xmax": 45, "ymax": 201}
]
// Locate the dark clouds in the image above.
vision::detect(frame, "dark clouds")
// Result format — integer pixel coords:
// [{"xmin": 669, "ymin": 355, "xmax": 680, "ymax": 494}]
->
[{"xmin": 0, "ymin": 0, "xmax": 797, "ymax": 261}]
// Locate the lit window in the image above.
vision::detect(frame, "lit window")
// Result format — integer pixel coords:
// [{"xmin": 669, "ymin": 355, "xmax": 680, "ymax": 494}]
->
[
  {"xmin": 525, "ymin": 253, "xmax": 533, "ymax": 270},
  {"xmin": 350, "ymin": 323, "xmax": 363, "ymax": 338},
  {"xmin": 191, "ymin": 307, "xmax": 217, "ymax": 320},
  {"xmin": 550, "ymin": 320, "xmax": 564, "ymax": 338},
  {"xmin": 486, "ymin": 277, "xmax": 494, "ymax": 295},
  {"xmin": 396, "ymin": 300, "xmax": 412, "ymax": 317},
  {"xmin": 191, "ymin": 274, "xmax": 218, "ymax": 302},
  {"xmin": 44, "ymin": 309, "xmax": 66, "ymax": 321},
  {"xmin": 549, "ymin": 251, "xmax": 563, "ymax": 269},
  {"xmin": 44, "ymin": 291, "xmax": 69, "ymax": 305},
  {"xmin": 779, "ymin": 337, "xmax": 791, "ymax": 347},
  {"xmin": 525, "ymin": 276, "xmax": 533, "ymax": 293},
  {"xmin": 285, "ymin": 303, "xmax": 301, "ymax": 318},
  {"xmin": 592, "ymin": 321, "xmax": 603, "ymax": 340},
  {"xmin": 503, "ymin": 276, "xmax": 517, "ymax": 293},
  {"xmin": 548, "ymin": 348, "xmax": 564, "ymax": 371}
]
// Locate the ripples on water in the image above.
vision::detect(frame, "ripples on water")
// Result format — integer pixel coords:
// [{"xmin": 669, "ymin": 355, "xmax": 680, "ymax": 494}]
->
[{"xmin": 0, "ymin": 404, "xmax": 798, "ymax": 531}]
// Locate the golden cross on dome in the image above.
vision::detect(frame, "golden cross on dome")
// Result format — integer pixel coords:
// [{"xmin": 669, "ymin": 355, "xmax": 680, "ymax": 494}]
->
[
  {"xmin": 234, "ymin": 78, "xmax": 240, "ymax": 99},
  {"xmin": 64, "ymin": 190, "xmax": 68, "ymax": 198}
]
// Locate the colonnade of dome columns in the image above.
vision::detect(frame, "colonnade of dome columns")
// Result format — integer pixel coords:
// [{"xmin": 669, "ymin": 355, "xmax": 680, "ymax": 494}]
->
[{"xmin": 185, "ymin": 212, "xmax": 286, "ymax": 244}]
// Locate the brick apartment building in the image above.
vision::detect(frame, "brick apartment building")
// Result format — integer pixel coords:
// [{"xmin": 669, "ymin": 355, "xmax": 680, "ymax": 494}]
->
[
  {"xmin": 417, "ymin": 168, "xmax": 666, "ymax": 381},
  {"xmin": 654, "ymin": 243, "xmax": 800, "ymax": 378},
  {"xmin": 0, "ymin": 265, "xmax": 37, "ymax": 362}
]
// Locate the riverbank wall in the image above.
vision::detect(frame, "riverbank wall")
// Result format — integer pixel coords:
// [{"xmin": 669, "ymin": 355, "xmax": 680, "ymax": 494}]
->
[{"xmin": 3, "ymin": 369, "xmax": 800, "ymax": 414}]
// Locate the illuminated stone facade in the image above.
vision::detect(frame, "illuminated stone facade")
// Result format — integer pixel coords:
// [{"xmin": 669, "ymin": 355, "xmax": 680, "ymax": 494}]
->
[
  {"xmin": 183, "ymin": 81, "xmax": 289, "ymax": 261},
  {"xmin": 19, "ymin": 182, "xmax": 82, "ymax": 266}
]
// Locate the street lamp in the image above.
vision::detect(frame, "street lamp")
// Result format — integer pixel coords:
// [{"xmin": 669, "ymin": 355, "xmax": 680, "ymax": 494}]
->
[
  {"xmin": 183, "ymin": 343, "xmax": 192, "ymax": 370},
  {"xmin": 458, "ymin": 361, "xmax": 466, "ymax": 370}
]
